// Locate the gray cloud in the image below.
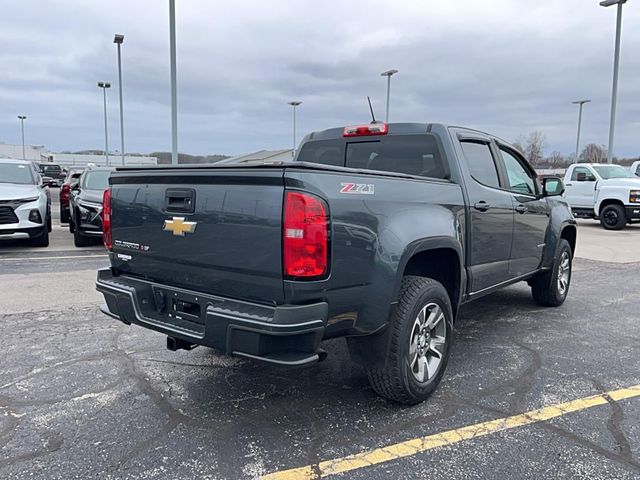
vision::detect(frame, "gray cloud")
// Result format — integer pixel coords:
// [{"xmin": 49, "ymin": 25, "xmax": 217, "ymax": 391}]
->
[{"xmin": 1, "ymin": 0, "xmax": 638, "ymax": 157}]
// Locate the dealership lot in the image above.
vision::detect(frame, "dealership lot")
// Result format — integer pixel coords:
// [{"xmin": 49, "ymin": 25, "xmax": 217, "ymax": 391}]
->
[{"xmin": 1, "ymin": 194, "xmax": 639, "ymax": 479}]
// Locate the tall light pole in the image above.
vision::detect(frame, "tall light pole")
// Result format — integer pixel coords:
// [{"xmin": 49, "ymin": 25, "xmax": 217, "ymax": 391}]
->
[
  {"xmin": 572, "ymin": 100, "xmax": 591, "ymax": 161},
  {"xmin": 600, "ymin": 0, "xmax": 627, "ymax": 164},
  {"xmin": 380, "ymin": 69, "xmax": 398, "ymax": 123},
  {"xmin": 114, "ymin": 34, "xmax": 125, "ymax": 165},
  {"xmin": 169, "ymin": 0, "xmax": 178, "ymax": 165},
  {"xmin": 17, "ymin": 115, "xmax": 26, "ymax": 160},
  {"xmin": 97, "ymin": 82, "xmax": 111, "ymax": 165},
  {"xmin": 288, "ymin": 101, "xmax": 302, "ymax": 156}
]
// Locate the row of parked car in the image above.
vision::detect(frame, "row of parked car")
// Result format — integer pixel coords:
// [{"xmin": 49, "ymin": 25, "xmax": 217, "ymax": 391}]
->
[{"xmin": 0, "ymin": 158, "xmax": 112, "ymax": 248}]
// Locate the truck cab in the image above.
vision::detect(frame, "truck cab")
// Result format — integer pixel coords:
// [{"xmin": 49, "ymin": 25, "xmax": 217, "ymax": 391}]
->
[{"xmin": 563, "ymin": 163, "xmax": 640, "ymax": 230}]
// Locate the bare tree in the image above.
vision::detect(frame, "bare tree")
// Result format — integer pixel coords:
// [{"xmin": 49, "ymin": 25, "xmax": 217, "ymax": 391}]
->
[
  {"xmin": 545, "ymin": 151, "xmax": 566, "ymax": 168},
  {"xmin": 579, "ymin": 144, "xmax": 607, "ymax": 163},
  {"xmin": 513, "ymin": 131, "xmax": 546, "ymax": 166}
]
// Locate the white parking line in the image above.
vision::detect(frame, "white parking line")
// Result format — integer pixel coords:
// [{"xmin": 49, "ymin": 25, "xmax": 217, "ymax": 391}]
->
[{"xmin": 0, "ymin": 254, "xmax": 107, "ymax": 261}]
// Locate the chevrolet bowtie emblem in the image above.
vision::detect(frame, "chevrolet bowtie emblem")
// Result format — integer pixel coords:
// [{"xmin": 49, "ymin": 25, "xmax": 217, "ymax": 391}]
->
[{"xmin": 163, "ymin": 217, "xmax": 197, "ymax": 236}]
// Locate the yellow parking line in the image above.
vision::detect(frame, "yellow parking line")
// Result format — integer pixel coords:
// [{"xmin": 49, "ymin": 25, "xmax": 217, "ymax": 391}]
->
[{"xmin": 262, "ymin": 384, "xmax": 640, "ymax": 480}]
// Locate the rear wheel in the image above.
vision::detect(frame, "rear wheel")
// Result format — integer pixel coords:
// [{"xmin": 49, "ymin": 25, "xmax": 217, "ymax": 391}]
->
[
  {"xmin": 365, "ymin": 276, "xmax": 453, "ymax": 405},
  {"xmin": 600, "ymin": 204, "xmax": 626, "ymax": 230},
  {"xmin": 73, "ymin": 228, "xmax": 91, "ymax": 247},
  {"xmin": 531, "ymin": 239, "xmax": 572, "ymax": 307}
]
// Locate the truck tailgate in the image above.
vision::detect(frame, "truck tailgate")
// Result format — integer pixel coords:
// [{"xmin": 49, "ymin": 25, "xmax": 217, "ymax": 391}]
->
[{"xmin": 108, "ymin": 168, "xmax": 285, "ymax": 304}]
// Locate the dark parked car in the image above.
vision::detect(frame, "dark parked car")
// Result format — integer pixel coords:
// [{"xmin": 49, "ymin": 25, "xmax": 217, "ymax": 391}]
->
[
  {"xmin": 96, "ymin": 122, "xmax": 576, "ymax": 404},
  {"xmin": 69, "ymin": 166, "xmax": 113, "ymax": 247},
  {"xmin": 59, "ymin": 167, "xmax": 86, "ymax": 223},
  {"xmin": 37, "ymin": 163, "xmax": 65, "ymax": 187}
]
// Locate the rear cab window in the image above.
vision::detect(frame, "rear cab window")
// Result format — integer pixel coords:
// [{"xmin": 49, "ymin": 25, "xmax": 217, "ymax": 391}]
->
[{"xmin": 296, "ymin": 134, "xmax": 449, "ymax": 180}]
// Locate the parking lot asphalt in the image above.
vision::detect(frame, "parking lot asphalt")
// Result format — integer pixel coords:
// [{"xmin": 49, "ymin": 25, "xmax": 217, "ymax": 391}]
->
[{"xmin": 1, "ymin": 193, "xmax": 639, "ymax": 479}]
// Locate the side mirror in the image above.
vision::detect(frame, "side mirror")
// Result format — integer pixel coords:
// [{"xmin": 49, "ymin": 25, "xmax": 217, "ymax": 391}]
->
[
  {"xmin": 543, "ymin": 177, "xmax": 565, "ymax": 197},
  {"xmin": 71, "ymin": 183, "xmax": 81, "ymax": 192},
  {"xmin": 576, "ymin": 172, "xmax": 587, "ymax": 182}
]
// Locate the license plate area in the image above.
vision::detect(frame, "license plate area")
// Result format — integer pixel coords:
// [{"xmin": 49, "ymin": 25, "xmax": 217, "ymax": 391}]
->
[
  {"xmin": 150, "ymin": 286, "xmax": 206, "ymax": 333},
  {"xmin": 173, "ymin": 298, "xmax": 201, "ymax": 318}
]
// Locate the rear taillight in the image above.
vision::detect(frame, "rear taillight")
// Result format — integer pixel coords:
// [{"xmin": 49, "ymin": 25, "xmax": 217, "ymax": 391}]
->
[
  {"xmin": 60, "ymin": 184, "xmax": 70, "ymax": 204},
  {"xmin": 343, "ymin": 123, "xmax": 388, "ymax": 137},
  {"xmin": 283, "ymin": 191, "xmax": 329, "ymax": 279},
  {"xmin": 102, "ymin": 188, "xmax": 112, "ymax": 251}
]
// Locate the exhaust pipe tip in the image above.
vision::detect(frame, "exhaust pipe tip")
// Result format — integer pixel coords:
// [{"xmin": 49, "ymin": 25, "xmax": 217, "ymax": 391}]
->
[{"xmin": 317, "ymin": 349, "xmax": 328, "ymax": 362}]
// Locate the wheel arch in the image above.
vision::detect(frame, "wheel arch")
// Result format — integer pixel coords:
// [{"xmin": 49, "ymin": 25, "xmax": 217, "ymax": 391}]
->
[
  {"xmin": 596, "ymin": 197, "xmax": 625, "ymax": 216},
  {"xmin": 559, "ymin": 224, "xmax": 577, "ymax": 258},
  {"xmin": 393, "ymin": 237, "xmax": 464, "ymax": 318}
]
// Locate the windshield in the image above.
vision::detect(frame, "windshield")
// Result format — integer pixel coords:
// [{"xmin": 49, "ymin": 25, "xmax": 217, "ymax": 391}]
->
[
  {"xmin": 82, "ymin": 170, "xmax": 112, "ymax": 190},
  {"xmin": 592, "ymin": 165, "xmax": 635, "ymax": 179},
  {"xmin": 0, "ymin": 163, "xmax": 36, "ymax": 185},
  {"xmin": 40, "ymin": 164, "xmax": 61, "ymax": 175}
]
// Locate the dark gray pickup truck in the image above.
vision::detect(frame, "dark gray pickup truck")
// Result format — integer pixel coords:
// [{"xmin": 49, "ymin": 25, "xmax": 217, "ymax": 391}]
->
[{"xmin": 96, "ymin": 122, "xmax": 576, "ymax": 404}]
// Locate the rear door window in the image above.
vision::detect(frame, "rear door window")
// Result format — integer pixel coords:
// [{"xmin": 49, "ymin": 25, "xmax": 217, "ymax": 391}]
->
[{"xmin": 459, "ymin": 141, "xmax": 500, "ymax": 188}]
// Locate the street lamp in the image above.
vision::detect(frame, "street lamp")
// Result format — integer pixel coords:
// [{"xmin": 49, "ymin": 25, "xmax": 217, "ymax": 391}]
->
[
  {"xmin": 97, "ymin": 82, "xmax": 111, "ymax": 165},
  {"xmin": 571, "ymin": 100, "xmax": 591, "ymax": 161},
  {"xmin": 114, "ymin": 34, "xmax": 125, "ymax": 165},
  {"xmin": 380, "ymin": 69, "xmax": 398, "ymax": 123},
  {"xmin": 288, "ymin": 101, "xmax": 302, "ymax": 156},
  {"xmin": 17, "ymin": 115, "xmax": 26, "ymax": 160},
  {"xmin": 169, "ymin": 0, "xmax": 178, "ymax": 165},
  {"xmin": 600, "ymin": 0, "xmax": 628, "ymax": 164}
]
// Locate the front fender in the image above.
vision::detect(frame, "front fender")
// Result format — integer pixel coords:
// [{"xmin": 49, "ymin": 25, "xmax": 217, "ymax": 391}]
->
[{"xmin": 541, "ymin": 198, "xmax": 576, "ymax": 269}]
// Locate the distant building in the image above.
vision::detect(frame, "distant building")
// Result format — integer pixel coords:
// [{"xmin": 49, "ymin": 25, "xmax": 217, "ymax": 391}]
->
[
  {"xmin": 0, "ymin": 142, "xmax": 157, "ymax": 166},
  {"xmin": 219, "ymin": 149, "xmax": 293, "ymax": 165},
  {"xmin": 0, "ymin": 142, "xmax": 49, "ymax": 162},
  {"xmin": 48, "ymin": 153, "xmax": 157, "ymax": 167}
]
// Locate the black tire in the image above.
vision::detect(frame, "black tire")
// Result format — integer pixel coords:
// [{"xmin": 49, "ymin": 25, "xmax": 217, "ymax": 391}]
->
[
  {"xmin": 365, "ymin": 276, "xmax": 453, "ymax": 405},
  {"xmin": 73, "ymin": 228, "xmax": 91, "ymax": 247},
  {"xmin": 60, "ymin": 208, "xmax": 70, "ymax": 224},
  {"xmin": 531, "ymin": 239, "xmax": 572, "ymax": 307},
  {"xmin": 29, "ymin": 225, "xmax": 49, "ymax": 248},
  {"xmin": 600, "ymin": 204, "xmax": 626, "ymax": 230},
  {"xmin": 47, "ymin": 209, "xmax": 52, "ymax": 232},
  {"xmin": 69, "ymin": 217, "xmax": 75, "ymax": 233}
]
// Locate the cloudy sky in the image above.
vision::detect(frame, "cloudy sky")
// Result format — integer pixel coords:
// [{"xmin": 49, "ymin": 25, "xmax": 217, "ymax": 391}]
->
[{"xmin": 1, "ymin": 0, "xmax": 638, "ymax": 157}]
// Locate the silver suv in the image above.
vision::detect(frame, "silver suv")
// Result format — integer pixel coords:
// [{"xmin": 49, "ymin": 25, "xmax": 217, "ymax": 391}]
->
[{"xmin": 0, "ymin": 158, "xmax": 51, "ymax": 247}]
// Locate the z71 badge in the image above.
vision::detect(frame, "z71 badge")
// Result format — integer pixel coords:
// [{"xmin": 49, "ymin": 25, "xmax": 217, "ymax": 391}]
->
[{"xmin": 340, "ymin": 182, "xmax": 375, "ymax": 195}]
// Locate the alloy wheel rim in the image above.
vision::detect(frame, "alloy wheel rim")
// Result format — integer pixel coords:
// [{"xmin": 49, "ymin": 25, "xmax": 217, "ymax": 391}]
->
[
  {"xmin": 604, "ymin": 210, "xmax": 618, "ymax": 226},
  {"xmin": 408, "ymin": 302, "xmax": 447, "ymax": 383},
  {"xmin": 557, "ymin": 251, "xmax": 571, "ymax": 296}
]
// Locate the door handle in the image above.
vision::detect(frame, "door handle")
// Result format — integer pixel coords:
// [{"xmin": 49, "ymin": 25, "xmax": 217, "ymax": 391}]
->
[
  {"xmin": 565, "ymin": 183, "xmax": 573, "ymax": 186},
  {"xmin": 473, "ymin": 201, "xmax": 491, "ymax": 212},
  {"xmin": 515, "ymin": 204, "xmax": 528, "ymax": 214}
]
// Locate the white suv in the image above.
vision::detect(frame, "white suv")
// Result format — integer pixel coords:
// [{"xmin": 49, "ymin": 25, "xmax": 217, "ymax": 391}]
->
[
  {"xmin": 563, "ymin": 163, "xmax": 640, "ymax": 230},
  {"xmin": 0, "ymin": 158, "xmax": 51, "ymax": 246}
]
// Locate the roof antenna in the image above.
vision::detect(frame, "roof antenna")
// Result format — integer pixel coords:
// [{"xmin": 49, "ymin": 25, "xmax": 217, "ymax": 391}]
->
[{"xmin": 367, "ymin": 96, "xmax": 378, "ymax": 124}]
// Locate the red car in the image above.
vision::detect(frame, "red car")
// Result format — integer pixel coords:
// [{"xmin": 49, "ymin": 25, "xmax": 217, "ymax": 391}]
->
[{"xmin": 59, "ymin": 167, "xmax": 85, "ymax": 223}]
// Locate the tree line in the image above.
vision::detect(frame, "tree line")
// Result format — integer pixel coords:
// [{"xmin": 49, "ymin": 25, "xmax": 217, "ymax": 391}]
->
[{"xmin": 512, "ymin": 131, "xmax": 638, "ymax": 168}]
